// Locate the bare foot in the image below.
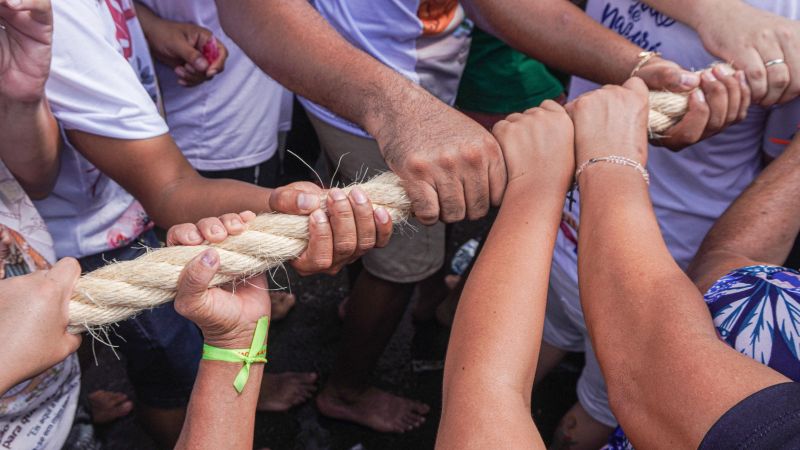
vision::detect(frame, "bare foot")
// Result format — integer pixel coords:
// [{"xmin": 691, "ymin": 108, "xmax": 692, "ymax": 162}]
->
[
  {"xmin": 258, "ymin": 372, "xmax": 318, "ymax": 411},
  {"xmin": 270, "ymin": 291, "xmax": 296, "ymax": 321},
  {"xmin": 316, "ymin": 385, "xmax": 430, "ymax": 433},
  {"xmin": 88, "ymin": 390, "xmax": 134, "ymax": 424}
]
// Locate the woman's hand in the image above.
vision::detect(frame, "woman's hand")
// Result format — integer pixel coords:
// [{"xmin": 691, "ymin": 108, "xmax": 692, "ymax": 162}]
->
[
  {"xmin": 567, "ymin": 78, "xmax": 651, "ymax": 167},
  {"xmin": 694, "ymin": 1, "xmax": 800, "ymax": 106},
  {"xmin": 491, "ymin": 100, "xmax": 575, "ymax": 192}
]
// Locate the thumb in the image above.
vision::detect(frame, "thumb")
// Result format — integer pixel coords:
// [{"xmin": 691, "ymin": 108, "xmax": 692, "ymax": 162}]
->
[
  {"xmin": 639, "ymin": 63, "xmax": 700, "ymax": 92},
  {"xmin": 269, "ymin": 185, "xmax": 321, "ymax": 215},
  {"xmin": 49, "ymin": 257, "xmax": 81, "ymax": 297},
  {"xmin": 176, "ymin": 33, "xmax": 208, "ymax": 72},
  {"xmin": 175, "ymin": 249, "xmax": 219, "ymax": 320}
]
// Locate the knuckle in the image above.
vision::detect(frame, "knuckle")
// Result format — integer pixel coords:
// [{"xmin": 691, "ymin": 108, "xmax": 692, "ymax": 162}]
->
[
  {"xmin": 462, "ymin": 148, "xmax": 484, "ymax": 168},
  {"xmin": 748, "ymin": 67, "xmax": 766, "ymax": 81},
  {"xmin": 436, "ymin": 153, "xmax": 458, "ymax": 171}
]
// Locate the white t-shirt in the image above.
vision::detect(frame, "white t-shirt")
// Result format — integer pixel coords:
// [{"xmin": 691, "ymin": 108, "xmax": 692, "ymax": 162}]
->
[
  {"xmin": 0, "ymin": 163, "xmax": 81, "ymax": 450},
  {"xmin": 300, "ymin": 0, "xmax": 473, "ymax": 137},
  {"xmin": 551, "ymin": 0, "xmax": 800, "ymax": 305},
  {"xmin": 137, "ymin": 0, "xmax": 286, "ymax": 171},
  {"xmin": 36, "ymin": 0, "xmax": 168, "ymax": 259}
]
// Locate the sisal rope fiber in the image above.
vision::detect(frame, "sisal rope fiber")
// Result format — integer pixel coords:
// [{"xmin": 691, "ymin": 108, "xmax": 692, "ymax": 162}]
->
[
  {"xmin": 68, "ymin": 173, "xmax": 411, "ymax": 333},
  {"xmin": 67, "ymin": 90, "xmax": 694, "ymax": 333}
]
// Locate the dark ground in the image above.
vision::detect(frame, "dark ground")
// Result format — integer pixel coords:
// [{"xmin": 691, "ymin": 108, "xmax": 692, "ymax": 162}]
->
[{"xmin": 82, "ymin": 219, "xmax": 582, "ymax": 450}]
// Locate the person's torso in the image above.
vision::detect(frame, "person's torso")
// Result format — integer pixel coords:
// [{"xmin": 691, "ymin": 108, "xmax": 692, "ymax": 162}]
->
[
  {"xmin": 37, "ymin": 0, "xmax": 159, "ymax": 259},
  {"xmin": 300, "ymin": 0, "xmax": 473, "ymax": 137},
  {"xmin": 0, "ymin": 163, "xmax": 80, "ymax": 450},
  {"xmin": 137, "ymin": 0, "xmax": 286, "ymax": 171},
  {"xmin": 552, "ymin": 0, "xmax": 800, "ymax": 287}
]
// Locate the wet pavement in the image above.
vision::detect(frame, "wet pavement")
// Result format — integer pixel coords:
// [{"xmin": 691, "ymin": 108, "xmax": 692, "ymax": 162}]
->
[{"xmin": 82, "ymin": 219, "xmax": 580, "ymax": 450}]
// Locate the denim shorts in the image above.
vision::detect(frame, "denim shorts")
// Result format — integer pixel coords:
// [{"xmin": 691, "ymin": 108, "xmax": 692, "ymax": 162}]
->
[{"xmin": 79, "ymin": 230, "xmax": 202, "ymax": 408}]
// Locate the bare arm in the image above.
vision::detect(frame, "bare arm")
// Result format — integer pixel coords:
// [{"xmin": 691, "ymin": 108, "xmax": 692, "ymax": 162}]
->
[
  {"xmin": 215, "ymin": 0, "xmax": 506, "ymax": 224},
  {"xmin": 438, "ymin": 102, "xmax": 574, "ymax": 450},
  {"xmin": 65, "ymin": 131, "xmax": 274, "ymax": 227},
  {"xmin": 688, "ymin": 135, "xmax": 800, "ymax": 292},
  {"xmin": 571, "ymin": 79, "xmax": 787, "ymax": 449},
  {"xmin": 66, "ymin": 131, "xmax": 394, "ymax": 275},
  {"xmin": 463, "ymin": 0, "xmax": 754, "ymax": 152},
  {"xmin": 463, "ymin": 0, "xmax": 643, "ymax": 85},
  {"xmin": 0, "ymin": 0, "xmax": 60, "ymax": 198}
]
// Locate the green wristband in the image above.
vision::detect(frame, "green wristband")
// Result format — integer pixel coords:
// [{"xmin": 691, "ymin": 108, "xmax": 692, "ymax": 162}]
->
[{"xmin": 202, "ymin": 316, "xmax": 270, "ymax": 393}]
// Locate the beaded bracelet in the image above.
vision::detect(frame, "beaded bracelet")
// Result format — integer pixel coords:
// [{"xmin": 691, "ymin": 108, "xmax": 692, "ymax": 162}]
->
[{"xmin": 574, "ymin": 156, "xmax": 650, "ymax": 186}]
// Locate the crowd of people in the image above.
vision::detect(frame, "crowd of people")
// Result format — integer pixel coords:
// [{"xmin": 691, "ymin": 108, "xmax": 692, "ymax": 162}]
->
[{"xmin": 1, "ymin": 0, "xmax": 799, "ymax": 448}]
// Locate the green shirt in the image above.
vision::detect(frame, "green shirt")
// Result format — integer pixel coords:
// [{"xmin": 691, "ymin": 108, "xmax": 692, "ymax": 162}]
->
[{"xmin": 457, "ymin": 28, "xmax": 564, "ymax": 114}]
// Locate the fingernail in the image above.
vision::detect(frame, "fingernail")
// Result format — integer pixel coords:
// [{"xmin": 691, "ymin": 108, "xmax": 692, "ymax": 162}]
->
[
  {"xmin": 375, "ymin": 207, "xmax": 390, "ymax": 224},
  {"xmin": 207, "ymin": 70, "xmax": 217, "ymax": 77},
  {"xmin": 680, "ymin": 72, "xmax": 700, "ymax": 87},
  {"xmin": 703, "ymin": 70, "xmax": 717, "ymax": 82},
  {"xmin": 188, "ymin": 230, "xmax": 202, "ymax": 242},
  {"xmin": 175, "ymin": 67, "xmax": 186, "ymax": 77},
  {"xmin": 211, "ymin": 224, "xmax": 224, "ymax": 235},
  {"xmin": 737, "ymin": 71, "xmax": 748, "ymax": 88},
  {"xmin": 716, "ymin": 64, "xmax": 734, "ymax": 76},
  {"xmin": 231, "ymin": 218, "xmax": 243, "ymax": 228},
  {"xmin": 194, "ymin": 57, "xmax": 209, "ymax": 71},
  {"xmin": 350, "ymin": 187, "xmax": 368, "ymax": 205},
  {"xmin": 297, "ymin": 193, "xmax": 315, "ymax": 210},
  {"xmin": 312, "ymin": 210, "xmax": 328, "ymax": 224},
  {"xmin": 330, "ymin": 188, "xmax": 347, "ymax": 202},
  {"xmin": 201, "ymin": 250, "xmax": 218, "ymax": 267},
  {"xmin": 693, "ymin": 89, "xmax": 706, "ymax": 103},
  {"xmin": 6, "ymin": 0, "xmax": 20, "ymax": 7}
]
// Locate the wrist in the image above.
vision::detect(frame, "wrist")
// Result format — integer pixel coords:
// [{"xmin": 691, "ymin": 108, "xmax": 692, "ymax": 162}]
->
[
  {"xmin": 203, "ymin": 327, "xmax": 258, "ymax": 350},
  {"xmin": 0, "ymin": 97, "xmax": 47, "ymax": 116},
  {"xmin": 364, "ymin": 79, "xmax": 429, "ymax": 144}
]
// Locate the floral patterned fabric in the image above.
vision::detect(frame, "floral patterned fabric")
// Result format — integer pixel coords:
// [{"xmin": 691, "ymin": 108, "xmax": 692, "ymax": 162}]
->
[
  {"xmin": 706, "ymin": 265, "xmax": 800, "ymax": 381},
  {"xmin": 604, "ymin": 265, "xmax": 800, "ymax": 450}
]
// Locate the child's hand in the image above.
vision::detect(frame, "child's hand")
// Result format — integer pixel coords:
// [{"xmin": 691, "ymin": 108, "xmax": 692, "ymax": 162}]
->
[
  {"xmin": 166, "ymin": 211, "xmax": 255, "ymax": 246},
  {"xmin": 491, "ymin": 100, "xmax": 575, "ymax": 191},
  {"xmin": 143, "ymin": 17, "xmax": 227, "ymax": 87},
  {"xmin": 567, "ymin": 78, "xmax": 650, "ymax": 168}
]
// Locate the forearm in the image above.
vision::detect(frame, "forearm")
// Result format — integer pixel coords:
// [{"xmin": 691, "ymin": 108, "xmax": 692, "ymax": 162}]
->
[
  {"xmin": 133, "ymin": 1, "xmax": 163, "ymax": 37},
  {"xmin": 176, "ymin": 360, "xmax": 263, "ymax": 450},
  {"xmin": 439, "ymin": 180, "xmax": 564, "ymax": 449},
  {"xmin": 215, "ymin": 0, "xmax": 437, "ymax": 138},
  {"xmin": 578, "ymin": 166, "xmax": 708, "ymax": 333},
  {"xmin": 152, "ymin": 176, "xmax": 273, "ymax": 227},
  {"xmin": 692, "ymin": 137, "xmax": 800, "ymax": 270},
  {"xmin": 464, "ymin": 0, "xmax": 644, "ymax": 85},
  {"xmin": 0, "ymin": 99, "xmax": 60, "ymax": 199},
  {"xmin": 640, "ymin": 0, "xmax": 728, "ymax": 29}
]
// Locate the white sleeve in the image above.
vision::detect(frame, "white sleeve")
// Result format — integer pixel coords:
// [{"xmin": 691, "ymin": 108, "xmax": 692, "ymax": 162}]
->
[{"xmin": 46, "ymin": 0, "xmax": 168, "ymax": 140}]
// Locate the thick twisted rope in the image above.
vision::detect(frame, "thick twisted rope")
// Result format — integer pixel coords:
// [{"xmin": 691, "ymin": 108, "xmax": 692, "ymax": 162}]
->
[
  {"xmin": 68, "ymin": 173, "xmax": 411, "ymax": 333},
  {"xmin": 68, "ymin": 90, "xmax": 694, "ymax": 333}
]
